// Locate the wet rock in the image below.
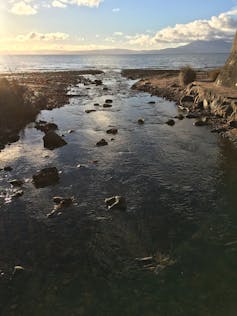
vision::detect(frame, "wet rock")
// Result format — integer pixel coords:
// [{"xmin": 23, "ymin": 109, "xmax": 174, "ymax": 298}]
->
[
  {"xmin": 43, "ymin": 131, "xmax": 67, "ymax": 150},
  {"xmin": 68, "ymin": 129, "xmax": 74, "ymax": 134},
  {"xmin": 229, "ymin": 120, "xmax": 237, "ymax": 128},
  {"xmin": 105, "ymin": 99, "xmax": 113, "ymax": 103},
  {"xmin": 96, "ymin": 139, "xmax": 108, "ymax": 146},
  {"xmin": 48, "ymin": 197, "xmax": 73, "ymax": 218},
  {"xmin": 4, "ymin": 166, "xmax": 13, "ymax": 172},
  {"xmin": 94, "ymin": 79, "xmax": 103, "ymax": 86},
  {"xmin": 12, "ymin": 190, "xmax": 24, "ymax": 198},
  {"xmin": 85, "ymin": 109, "xmax": 96, "ymax": 113},
  {"xmin": 94, "ymin": 103, "xmax": 100, "ymax": 106},
  {"xmin": 35, "ymin": 121, "xmax": 58, "ymax": 133},
  {"xmin": 193, "ymin": 120, "xmax": 208, "ymax": 126},
  {"xmin": 7, "ymin": 134, "xmax": 20, "ymax": 143},
  {"xmin": 186, "ymin": 113, "xmax": 201, "ymax": 119},
  {"xmin": 0, "ymin": 144, "xmax": 5, "ymax": 150},
  {"xmin": 106, "ymin": 128, "xmax": 118, "ymax": 135},
  {"xmin": 148, "ymin": 101, "xmax": 156, "ymax": 104},
  {"xmin": 138, "ymin": 118, "xmax": 145, "ymax": 125},
  {"xmin": 9, "ymin": 179, "xmax": 24, "ymax": 187},
  {"xmin": 33, "ymin": 167, "xmax": 59, "ymax": 188},
  {"xmin": 175, "ymin": 114, "xmax": 184, "ymax": 120},
  {"xmin": 135, "ymin": 257, "xmax": 154, "ymax": 264},
  {"xmin": 13, "ymin": 266, "xmax": 25, "ymax": 277},
  {"xmin": 211, "ymin": 127, "xmax": 227, "ymax": 133},
  {"xmin": 105, "ymin": 196, "xmax": 127, "ymax": 211},
  {"xmin": 166, "ymin": 119, "xmax": 175, "ymax": 126},
  {"xmin": 103, "ymin": 103, "xmax": 112, "ymax": 108},
  {"xmin": 103, "ymin": 87, "xmax": 109, "ymax": 91},
  {"xmin": 180, "ymin": 95, "xmax": 194, "ymax": 105}
]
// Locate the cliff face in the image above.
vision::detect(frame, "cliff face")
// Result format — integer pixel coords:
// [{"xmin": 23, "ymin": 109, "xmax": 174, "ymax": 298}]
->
[{"xmin": 216, "ymin": 32, "xmax": 237, "ymax": 88}]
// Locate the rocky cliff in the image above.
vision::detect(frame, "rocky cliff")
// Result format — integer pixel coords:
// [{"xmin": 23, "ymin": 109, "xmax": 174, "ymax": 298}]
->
[{"xmin": 216, "ymin": 31, "xmax": 237, "ymax": 88}]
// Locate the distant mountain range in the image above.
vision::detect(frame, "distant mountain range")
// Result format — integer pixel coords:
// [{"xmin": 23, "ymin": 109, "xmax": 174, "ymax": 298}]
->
[{"xmin": 33, "ymin": 39, "xmax": 232, "ymax": 55}]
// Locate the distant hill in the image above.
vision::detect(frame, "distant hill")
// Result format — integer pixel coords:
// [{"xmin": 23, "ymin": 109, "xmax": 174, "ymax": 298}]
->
[{"xmin": 143, "ymin": 40, "xmax": 232, "ymax": 54}]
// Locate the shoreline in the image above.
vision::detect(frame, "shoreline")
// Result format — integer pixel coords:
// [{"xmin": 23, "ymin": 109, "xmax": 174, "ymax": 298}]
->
[{"xmin": 122, "ymin": 69, "xmax": 237, "ymax": 144}]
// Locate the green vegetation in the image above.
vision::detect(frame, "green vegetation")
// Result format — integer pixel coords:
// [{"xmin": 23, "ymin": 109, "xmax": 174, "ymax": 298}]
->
[{"xmin": 179, "ymin": 66, "xmax": 196, "ymax": 86}]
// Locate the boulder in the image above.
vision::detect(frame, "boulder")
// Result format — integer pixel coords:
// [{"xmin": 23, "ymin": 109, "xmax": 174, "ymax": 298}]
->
[
  {"xmin": 166, "ymin": 119, "xmax": 175, "ymax": 126},
  {"xmin": 105, "ymin": 196, "xmax": 127, "ymax": 211},
  {"xmin": 43, "ymin": 131, "xmax": 67, "ymax": 150},
  {"xmin": 106, "ymin": 128, "xmax": 118, "ymax": 135},
  {"xmin": 33, "ymin": 167, "xmax": 59, "ymax": 188},
  {"xmin": 138, "ymin": 118, "xmax": 145, "ymax": 125},
  {"xmin": 96, "ymin": 139, "xmax": 108, "ymax": 146}
]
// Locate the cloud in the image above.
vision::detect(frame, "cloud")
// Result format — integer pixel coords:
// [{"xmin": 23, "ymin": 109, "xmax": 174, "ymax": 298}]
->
[
  {"xmin": 8, "ymin": 0, "xmax": 103, "ymax": 15},
  {"xmin": 123, "ymin": 9, "xmax": 237, "ymax": 49},
  {"xmin": 52, "ymin": 0, "xmax": 66, "ymax": 8},
  {"xmin": 10, "ymin": 1, "xmax": 37, "ymax": 15},
  {"xmin": 113, "ymin": 32, "xmax": 123, "ymax": 36},
  {"xmin": 112, "ymin": 8, "xmax": 120, "ymax": 12},
  {"xmin": 16, "ymin": 32, "xmax": 69, "ymax": 41}
]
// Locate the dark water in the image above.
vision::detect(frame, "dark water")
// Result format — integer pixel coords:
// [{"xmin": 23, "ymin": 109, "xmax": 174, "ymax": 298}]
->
[
  {"xmin": 0, "ymin": 53, "xmax": 228, "ymax": 73},
  {"xmin": 0, "ymin": 71, "xmax": 237, "ymax": 315}
]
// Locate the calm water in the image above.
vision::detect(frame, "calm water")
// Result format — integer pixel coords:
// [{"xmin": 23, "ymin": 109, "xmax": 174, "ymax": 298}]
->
[
  {"xmin": 0, "ymin": 53, "xmax": 229, "ymax": 73},
  {"xmin": 0, "ymin": 70, "xmax": 237, "ymax": 315}
]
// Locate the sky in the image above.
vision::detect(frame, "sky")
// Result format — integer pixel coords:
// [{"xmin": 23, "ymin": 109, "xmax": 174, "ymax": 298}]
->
[{"xmin": 0, "ymin": 0, "xmax": 237, "ymax": 53}]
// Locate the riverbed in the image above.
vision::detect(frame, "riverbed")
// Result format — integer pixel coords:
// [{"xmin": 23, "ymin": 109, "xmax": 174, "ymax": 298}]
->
[{"xmin": 0, "ymin": 71, "xmax": 237, "ymax": 316}]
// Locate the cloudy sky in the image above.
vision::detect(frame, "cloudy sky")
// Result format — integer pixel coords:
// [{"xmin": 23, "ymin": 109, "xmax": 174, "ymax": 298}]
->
[{"xmin": 0, "ymin": 0, "xmax": 237, "ymax": 53}]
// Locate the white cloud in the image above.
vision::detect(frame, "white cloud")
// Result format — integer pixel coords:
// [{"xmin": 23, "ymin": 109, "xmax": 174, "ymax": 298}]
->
[
  {"xmin": 16, "ymin": 31, "xmax": 69, "ymax": 41},
  {"xmin": 10, "ymin": 1, "xmax": 37, "ymax": 15},
  {"xmin": 52, "ymin": 0, "xmax": 66, "ymax": 8},
  {"xmin": 112, "ymin": 8, "xmax": 120, "ymax": 12},
  {"xmin": 54, "ymin": 0, "xmax": 103, "ymax": 7},
  {"xmin": 113, "ymin": 32, "xmax": 123, "ymax": 36}
]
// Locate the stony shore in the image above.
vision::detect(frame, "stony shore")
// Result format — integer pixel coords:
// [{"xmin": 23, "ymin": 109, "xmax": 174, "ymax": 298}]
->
[
  {"xmin": 0, "ymin": 70, "xmax": 103, "ymax": 150},
  {"xmin": 122, "ymin": 69, "xmax": 237, "ymax": 144}
]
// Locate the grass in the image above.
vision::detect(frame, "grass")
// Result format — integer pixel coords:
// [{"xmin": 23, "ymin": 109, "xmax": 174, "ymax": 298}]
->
[{"xmin": 179, "ymin": 66, "xmax": 196, "ymax": 86}]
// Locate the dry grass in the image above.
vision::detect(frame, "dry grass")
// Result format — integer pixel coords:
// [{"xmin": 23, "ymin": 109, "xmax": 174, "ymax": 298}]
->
[{"xmin": 179, "ymin": 66, "xmax": 196, "ymax": 86}]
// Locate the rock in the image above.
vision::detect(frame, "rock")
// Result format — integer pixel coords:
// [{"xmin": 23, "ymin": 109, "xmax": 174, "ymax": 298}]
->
[
  {"xmin": 105, "ymin": 196, "xmax": 127, "ymax": 211},
  {"xmin": 43, "ymin": 131, "xmax": 67, "ymax": 150},
  {"xmin": 4, "ymin": 166, "xmax": 13, "ymax": 172},
  {"xmin": 180, "ymin": 95, "xmax": 194, "ymax": 105},
  {"xmin": 13, "ymin": 266, "xmax": 25, "ymax": 277},
  {"xmin": 105, "ymin": 99, "xmax": 113, "ymax": 103},
  {"xmin": 94, "ymin": 103, "xmax": 100, "ymax": 106},
  {"xmin": 175, "ymin": 114, "xmax": 184, "ymax": 120},
  {"xmin": 48, "ymin": 197, "xmax": 73, "ymax": 218},
  {"xmin": 35, "ymin": 122, "xmax": 58, "ymax": 133},
  {"xmin": 33, "ymin": 167, "xmax": 59, "ymax": 188},
  {"xmin": 186, "ymin": 113, "xmax": 201, "ymax": 119},
  {"xmin": 103, "ymin": 103, "xmax": 112, "ymax": 108},
  {"xmin": 148, "ymin": 101, "xmax": 156, "ymax": 104},
  {"xmin": 9, "ymin": 179, "xmax": 24, "ymax": 187},
  {"xmin": 0, "ymin": 144, "xmax": 5, "ymax": 150},
  {"xmin": 106, "ymin": 128, "xmax": 118, "ymax": 135},
  {"xmin": 103, "ymin": 87, "xmax": 108, "ymax": 91},
  {"xmin": 12, "ymin": 190, "xmax": 24, "ymax": 198},
  {"xmin": 94, "ymin": 79, "xmax": 103, "ymax": 86},
  {"xmin": 193, "ymin": 120, "xmax": 207, "ymax": 126},
  {"xmin": 68, "ymin": 130, "xmax": 74, "ymax": 134},
  {"xmin": 85, "ymin": 109, "xmax": 96, "ymax": 113},
  {"xmin": 8, "ymin": 134, "xmax": 20, "ymax": 143},
  {"xmin": 135, "ymin": 257, "xmax": 153, "ymax": 264},
  {"xmin": 138, "ymin": 118, "xmax": 145, "ymax": 125},
  {"xmin": 229, "ymin": 120, "xmax": 237, "ymax": 128},
  {"xmin": 211, "ymin": 127, "xmax": 227, "ymax": 133},
  {"xmin": 96, "ymin": 139, "xmax": 108, "ymax": 146},
  {"xmin": 166, "ymin": 119, "xmax": 175, "ymax": 126}
]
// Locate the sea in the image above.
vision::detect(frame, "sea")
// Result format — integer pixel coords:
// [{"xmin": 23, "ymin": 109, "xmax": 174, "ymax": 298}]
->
[{"xmin": 0, "ymin": 53, "xmax": 229, "ymax": 73}]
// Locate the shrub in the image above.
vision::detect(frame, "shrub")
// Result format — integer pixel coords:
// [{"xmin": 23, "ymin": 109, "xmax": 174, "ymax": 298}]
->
[
  {"xmin": 0, "ymin": 78, "xmax": 38, "ymax": 129},
  {"xmin": 179, "ymin": 66, "xmax": 196, "ymax": 86},
  {"xmin": 208, "ymin": 68, "xmax": 221, "ymax": 82}
]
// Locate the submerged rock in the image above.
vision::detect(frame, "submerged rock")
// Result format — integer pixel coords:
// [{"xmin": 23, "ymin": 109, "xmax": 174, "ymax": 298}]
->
[
  {"xmin": 138, "ymin": 118, "xmax": 145, "ymax": 125},
  {"xmin": 85, "ymin": 109, "xmax": 96, "ymax": 113},
  {"xmin": 43, "ymin": 131, "xmax": 67, "ymax": 150},
  {"xmin": 106, "ymin": 128, "xmax": 118, "ymax": 135},
  {"xmin": 96, "ymin": 139, "xmax": 108, "ymax": 146},
  {"xmin": 47, "ymin": 197, "xmax": 73, "ymax": 218},
  {"xmin": 166, "ymin": 119, "xmax": 175, "ymax": 126},
  {"xmin": 9, "ymin": 179, "xmax": 24, "ymax": 187},
  {"xmin": 103, "ymin": 103, "xmax": 112, "ymax": 108},
  {"xmin": 33, "ymin": 167, "xmax": 59, "ymax": 188},
  {"xmin": 105, "ymin": 196, "xmax": 127, "ymax": 211},
  {"xmin": 35, "ymin": 121, "xmax": 58, "ymax": 133},
  {"xmin": 175, "ymin": 114, "xmax": 184, "ymax": 120},
  {"xmin": 4, "ymin": 166, "xmax": 13, "ymax": 172}
]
